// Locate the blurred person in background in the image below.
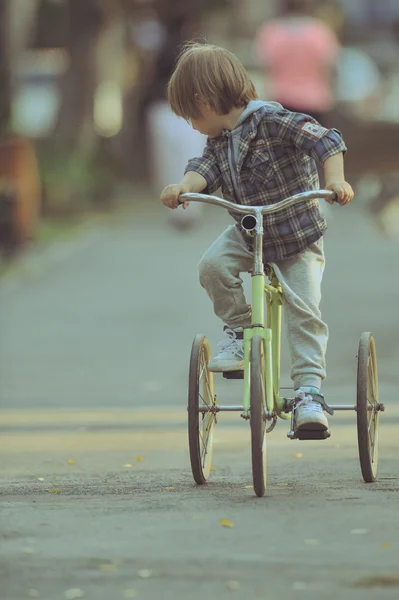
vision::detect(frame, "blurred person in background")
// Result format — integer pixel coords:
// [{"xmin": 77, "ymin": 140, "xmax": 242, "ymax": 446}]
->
[
  {"xmin": 365, "ymin": 7, "xmax": 399, "ymax": 236},
  {"xmin": 254, "ymin": 0, "xmax": 340, "ymax": 130},
  {"xmin": 145, "ymin": 1, "xmax": 206, "ymax": 230},
  {"xmin": 254, "ymin": 0, "xmax": 341, "ymax": 221}
]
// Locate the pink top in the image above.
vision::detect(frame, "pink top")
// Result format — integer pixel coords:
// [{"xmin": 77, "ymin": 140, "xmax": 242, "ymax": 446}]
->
[{"xmin": 255, "ymin": 17, "xmax": 339, "ymax": 112}]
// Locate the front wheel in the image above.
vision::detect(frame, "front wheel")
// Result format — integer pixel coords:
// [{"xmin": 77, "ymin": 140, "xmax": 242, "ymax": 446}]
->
[
  {"xmin": 357, "ymin": 332, "xmax": 380, "ymax": 482},
  {"xmin": 250, "ymin": 335, "xmax": 267, "ymax": 497},
  {"xmin": 188, "ymin": 335, "xmax": 216, "ymax": 484}
]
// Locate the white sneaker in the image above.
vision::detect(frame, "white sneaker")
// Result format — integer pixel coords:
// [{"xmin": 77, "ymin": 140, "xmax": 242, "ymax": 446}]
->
[
  {"xmin": 294, "ymin": 393, "xmax": 329, "ymax": 432},
  {"xmin": 208, "ymin": 328, "xmax": 244, "ymax": 372}
]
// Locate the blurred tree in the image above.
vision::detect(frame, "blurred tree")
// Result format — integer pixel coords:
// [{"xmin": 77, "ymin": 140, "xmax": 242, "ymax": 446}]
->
[
  {"xmin": 35, "ymin": 0, "xmax": 68, "ymax": 48},
  {"xmin": 0, "ymin": 0, "xmax": 41, "ymax": 253},
  {"xmin": 54, "ymin": 0, "xmax": 105, "ymax": 151},
  {"xmin": 0, "ymin": 0, "xmax": 11, "ymax": 136},
  {"xmin": 41, "ymin": 0, "xmax": 125, "ymax": 213}
]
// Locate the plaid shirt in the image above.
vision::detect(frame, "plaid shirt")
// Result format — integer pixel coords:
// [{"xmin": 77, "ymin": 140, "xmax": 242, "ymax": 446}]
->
[{"xmin": 185, "ymin": 103, "xmax": 347, "ymax": 261}]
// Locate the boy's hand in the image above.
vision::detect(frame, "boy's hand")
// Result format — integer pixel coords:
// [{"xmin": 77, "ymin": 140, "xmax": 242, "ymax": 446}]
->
[
  {"xmin": 325, "ymin": 180, "xmax": 354, "ymax": 205},
  {"xmin": 160, "ymin": 183, "xmax": 190, "ymax": 209}
]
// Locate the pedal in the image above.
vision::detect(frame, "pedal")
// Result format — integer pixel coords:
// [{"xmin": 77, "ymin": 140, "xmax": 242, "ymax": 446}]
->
[
  {"xmin": 293, "ymin": 429, "xmax": 331, "ymax": 441},
  {"xmin": 222, "ymin": 370, "xmax": 244, "ymax": 380}
]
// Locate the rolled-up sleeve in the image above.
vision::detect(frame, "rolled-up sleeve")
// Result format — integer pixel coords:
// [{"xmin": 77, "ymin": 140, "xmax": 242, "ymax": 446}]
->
[
  {"xmin": 184, "ymin": 142, "xmax": 222, "ymax": 194},
  {"xmin": 270, "ymin": 109, "xmax": 347, "ymax": 164}
]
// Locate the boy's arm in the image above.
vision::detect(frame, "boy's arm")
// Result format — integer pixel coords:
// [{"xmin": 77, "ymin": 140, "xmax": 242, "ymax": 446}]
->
[
  {"xmin": 160, "ymin": 172, "xmax": 207, "ymax": 210},
  {"xmin": 323, "ymin": 152, "xmax": 354, "ymax": 205},
  {"xmin": 181, "ymin": 171, "xmax": 208, "ymax": 193},
  {"xmin": 184, "ymin": 142, "xmax": 222, "ymax": 195},
  {"xmin": 160, "ymin": 143, "xmax": 221, "ymax": 209},
  {"xmin": 268, "ymin": 109, "xmax": 353, "ymax": 203}
]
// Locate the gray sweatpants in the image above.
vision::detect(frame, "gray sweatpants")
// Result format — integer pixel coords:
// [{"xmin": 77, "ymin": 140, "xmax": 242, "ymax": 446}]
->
[{"xmin": 198, "ymin": 225, "xmax": 328, "ymax": 390}]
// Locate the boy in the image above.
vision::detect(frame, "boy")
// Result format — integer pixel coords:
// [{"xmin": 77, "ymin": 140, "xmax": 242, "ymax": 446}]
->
[{"xmin": 160, "ymin": 43, "xmax": 354, "ymax": 436}]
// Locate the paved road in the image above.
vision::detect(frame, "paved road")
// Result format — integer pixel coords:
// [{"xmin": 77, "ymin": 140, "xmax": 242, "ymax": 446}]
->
[{"xmin": 1, "ymin": 197, "xmax": 399, "ymax": 600}]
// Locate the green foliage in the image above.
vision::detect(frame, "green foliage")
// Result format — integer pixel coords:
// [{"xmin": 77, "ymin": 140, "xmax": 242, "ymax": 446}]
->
[{"xmin": 38, "ymin": 147, "xmax": 117, "ymax": 216}]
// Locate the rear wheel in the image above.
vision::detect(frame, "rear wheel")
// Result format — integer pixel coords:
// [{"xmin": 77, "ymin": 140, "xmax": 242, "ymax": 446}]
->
[
  {"xmin": 250, "ymin": 335, "xmax": 267, "ymax": 497},
  {"xmin": 188, "ymin": 335, "xmax": 216, "ymax": 484},
  {"xmin": 357, "ymin": 332, "xmax": 380, "ymax": 482}
]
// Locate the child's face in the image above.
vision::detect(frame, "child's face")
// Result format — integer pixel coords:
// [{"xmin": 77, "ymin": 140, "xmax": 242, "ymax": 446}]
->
[{"xmin": 190, "ymin": 104, "xmax": 225, "ymax": 138}]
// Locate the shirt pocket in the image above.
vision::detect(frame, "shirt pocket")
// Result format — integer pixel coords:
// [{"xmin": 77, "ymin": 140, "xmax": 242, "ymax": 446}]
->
[{"xmin": 243, "ymin": 148, "xmax": 275, "ymax": 187}]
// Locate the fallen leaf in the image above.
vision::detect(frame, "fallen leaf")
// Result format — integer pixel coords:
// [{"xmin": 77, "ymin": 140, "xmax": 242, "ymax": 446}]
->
[
  {"xmin": 226, "ymin": 580, "xmax": 240, "ymax": 591},
  {"xmin": 137, "ymin": 569, "xmax": 152, "ymax": 578},
  {"xmin": 136, "ymin": 456, "xmax": 144, "ymax": 462},
  {"xmin": 350, "ymin": 528, "xmax": 369, "ymax": 535},
  {"xmin": 293, "ymin": 453, "xmax": 303, "ymax": 459},
  {"xmin": 279, "ymin": 483, "xmax": 289, "ymax": 487},
  {"xmin": 243, "ymin": 485, "xmax": 253, "ymax": 489},
  {"xmin": 36, "ymin": 478, "xmax": 44, "ymax": 482},
  {"xmin": 123, "ymin": 464, "xmax": 133, "ymax": 468},
  {"xmin": 64, "ymin": 589, "xmax": 84, "ymax": 599},
  {"xmin": 48, "ymin": 488, "xmax": 61, "ymax": 493},
  {"xmin": 67, "ymin": 459, "xmax": 76, "ymax": 465},
  {"xmin": 219, "ymin": 518, "xmax": 234, "ymax": 529},
  {"xmin": 355, "ymin": 574, "xmax": 399, "ymax": 588},
  {"xmin": 381, "ymin": 542, "xmax": 391, "ymax": 549},
  {"xmin": 210, "ymin": 466, "xmax": 216, "ymax": 471},
  {"xmin": 123, "ymin": 590, "xmax": 138, "ymax": 598},
  {"xmin": 167, "ymin": 487, "xmax": 176, "ymax": 491},
  {"xmin": 99, "ymin": 563, "xmax": 117, "ymax": 572}
]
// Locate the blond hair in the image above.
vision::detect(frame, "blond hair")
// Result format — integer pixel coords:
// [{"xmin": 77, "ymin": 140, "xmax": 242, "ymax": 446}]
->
[{"xmin": 167, "ymin": 42, "xmax": 258, "ymax": 120}]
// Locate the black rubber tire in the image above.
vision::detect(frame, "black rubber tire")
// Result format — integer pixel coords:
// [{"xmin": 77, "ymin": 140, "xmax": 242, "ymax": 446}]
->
[
  {"xmin": 250, "ymin": 335, "xmax": 267, "ymax": 497},
  {"xmin": 188, "ymin": 334, "xmax": 215, "ymax": 485},
  {"xmin": 357, "ymin": 332, "xmax": 379, "ymax": 483}
]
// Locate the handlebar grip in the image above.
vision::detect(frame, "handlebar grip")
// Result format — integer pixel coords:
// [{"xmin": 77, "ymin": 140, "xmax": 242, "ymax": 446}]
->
[{"xmin": 330, "ymin": 191, "xmax": 339, "ymax": 203}]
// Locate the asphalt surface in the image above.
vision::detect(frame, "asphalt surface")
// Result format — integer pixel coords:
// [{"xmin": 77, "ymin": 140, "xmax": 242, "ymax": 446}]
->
[{"xmin": 1, "ymin": 196, "xmax": 399, "ymax": 600}]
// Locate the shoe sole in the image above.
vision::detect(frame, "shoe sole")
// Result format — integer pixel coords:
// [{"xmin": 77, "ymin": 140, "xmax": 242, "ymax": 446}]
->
[
  {"xmin": 208, "ymin": 362, "xmax": 244, "ymax": 373},
  {"xmin": 295, "ymin": 428, "xmax": 331, "ymax": 440},
  {"xmin": 295, "ymin": 421, "xmax": 330, "ymax": 440},
  {"xmin": 296, "ymin": 421, "xmax": 328, "ymax": 432}
]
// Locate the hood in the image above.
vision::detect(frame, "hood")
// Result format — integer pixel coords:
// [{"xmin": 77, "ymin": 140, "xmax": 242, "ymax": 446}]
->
[{"xmin": 233, "ymin": 99, "xmax": 283, "ymax": 130}]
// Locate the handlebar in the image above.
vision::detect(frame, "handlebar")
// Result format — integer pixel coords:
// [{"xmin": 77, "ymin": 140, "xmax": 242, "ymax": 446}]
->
[{"xmin": 179, "ymin": 190, "xmax": 336, "ymax": 216}]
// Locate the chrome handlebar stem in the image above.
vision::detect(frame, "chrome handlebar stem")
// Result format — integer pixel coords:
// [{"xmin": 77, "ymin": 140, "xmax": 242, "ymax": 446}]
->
[{"xmin": 179, "ymin": 190, "xmax": 336, "ymax": 275}]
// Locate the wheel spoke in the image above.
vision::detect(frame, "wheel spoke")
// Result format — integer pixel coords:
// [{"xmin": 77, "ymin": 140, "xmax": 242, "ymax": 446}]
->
[
  {"xmin": 199, "ymin": 351, "xmax": 213, "ymax": 406},
  {"xmin": 366, "ymin": 356, "xmax": 376, "ymax": 430},
  {"xmin": 199, "ymin": 348, "xmax": 214, "ymax": 465},
  {"xmin": 357, "ymin": 334, "xmax": 379, "ymax": 482},
  {"xmin": 368, "ymin": 411, "xmax": 378, "ymax": 463},
  {"xmin": 203, "ymin": 367, "xmax": 213, "ymax": 403},
  {"xmin": 189, "ymin": 336, "xmax": 216, "ymax": 485},
  {"xmin": 198, "ymin": 415, "xmax": 209, "ymax": 449},
  {"xmin": 368, "ymin": 412, "xmax": 375, "ymax": 443},
  {"xmin": 199, "ymin": 369, "xmax": 211, "ymax": 407},
  {"xmin": 368, "ymin": 355, "xmax": 376, "ymax": 403},
  {"xmin": 367, "ymin": 348, "xmax": 378, "ymax": 465},
  {"xmin": 199, "ymin": 414, "xmax": 213, "ymax": 465},
  {"xmin": 199, "ymin": 385, "xmax": 212, "ymax": 409}
]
